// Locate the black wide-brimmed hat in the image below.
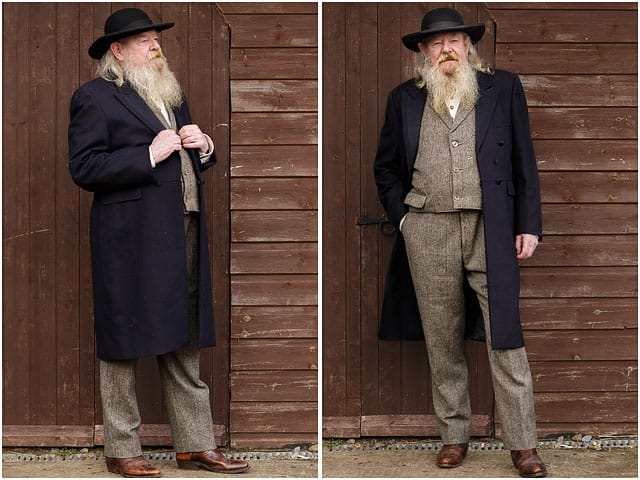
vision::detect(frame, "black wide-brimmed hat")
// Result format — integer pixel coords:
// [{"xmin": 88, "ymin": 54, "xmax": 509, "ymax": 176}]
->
[
  {"xmin": 88, "ymin": 8, "xmax": 174, "ymax": 59},
  {"xmin": 402, "ymin": 7, "xmax": 485, "ymax": 52}
]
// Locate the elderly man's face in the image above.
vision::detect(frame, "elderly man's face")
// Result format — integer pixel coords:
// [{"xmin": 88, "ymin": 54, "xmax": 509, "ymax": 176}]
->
[
  {"xmin": 112, "ymin": 30, "xmax": 164, "ymax": 70},
  {"xmin": 419, "ymin": 31, "xmax": 470, "ymax": 75}
]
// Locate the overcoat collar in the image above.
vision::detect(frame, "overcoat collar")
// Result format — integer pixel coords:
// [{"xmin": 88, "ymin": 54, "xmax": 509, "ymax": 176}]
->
[{"xmin": 404, "ymin": 71, "xmax": 496, "ymax": 174}]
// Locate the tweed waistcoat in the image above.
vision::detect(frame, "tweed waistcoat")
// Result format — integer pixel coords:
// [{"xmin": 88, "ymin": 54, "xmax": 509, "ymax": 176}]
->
[
  {"xmin": 152, "ymin": 104, "xmax": 200, "ymax": 213},
  {"xmin": 405, "ymin": 102, "xmax": 482, "ymax": 212}
]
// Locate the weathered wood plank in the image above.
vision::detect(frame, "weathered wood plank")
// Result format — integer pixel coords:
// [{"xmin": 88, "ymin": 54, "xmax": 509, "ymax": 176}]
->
[
  {"xmin": 322, "ymin": 416, "xmax": 361, "ymax": 438},
  {"xmin": 231, "ymin": 339, "xmax": 317, "ymax": 370},
  {"xmin": 532, "ymin": 423, "xmax": 638, "ymax": 437},
  {"xmin": 489, "ymin": 3, "xmax": 637, "ymax": 10},
  {"xmin": 532, "ymin": 392, "xmax": 637, "ymax": 423},
  {"xmin": 94, "ymin": 424, "xmax": 226, "ymax": 447},
  {"xmin": 232, "ymin": 211, "xmax": 317, "ymax": 242},
  {"xmin": 529, "ymin": 107, "xmax": 637, "ymax": 139},
  {"xmin": 524, "ymin": 330, "xmax": 637, "ymax": 361},
  {"xmin": 520, "ymin": 235, "xmax": 636, "ymax": 267},
  {"xmin": 231, "ymin": 274, "xmax": 317, "ymax": 305},
  {"xmin": 232, "ymin": 113, "xmax": 318, "ymax": 145},
  {"xmin": 2, "ymin": 425, "xmax": 94, "ymax": 447},
  {"xmin": 230, "ymin": 433, "xmax": 317, "ymax": 449},
  {"xmin": 360, "ymin": 415, "xmax": 492, "ymax": 437},
  {"xmin": 230, "ymin": 371, "xmax": 317, "ymax": 401},
  {"xmin": 231, "ymin": 178, "xmax": 317, "ymax": 209},
  {"xmin": 541, "ymin": 204, "xmax": 636, "ymax": 235},
  {"xmin": 491, "ymin": 10, "xmax": 637, "ymax": 43},
  {"xmin": 539, "ymin": 172, "xmax": 636, "ymax": 203},
  {"xmin": 534, "ymin": 140, "xmax": 637, "ymax": 171},
  {"xmin": 530, "ymin": 361, "xmax": 637, "ymax": 392},
  {"xmin": 231, "ymin": 305, "xmax": 317, "ymax": 338},
  {"xmin": 220, "ymin": 2, "xmax": 318, "ymax": 14},
  {"xmin": 226, "ymin": 14, "xmax": 317, "ymax": 48},
  {"xmin": 231, "ymin": 145, "xmax": 317, "ymax": 177},
  {"xmin": 520, "ymin": 298, "xmax": 637, "ymax": 330},
  {"xmin": 521, "ymin": 75, "xmax": 637, "ymax": 107},
  {"xmin": 230, "ymin": 48, "xmax": 317, "ymax": 79},
  {"xmin": 230, "ymin": 402, "xmax": 317, "ymax": 433},
  {"xmin": 231, "ymin": 242, "xmax": 317, "ymax": 274},
  {"xmin": 520, "ymin": 266, "xmax": 637, "ymax": 298},
  {"xmin": 231, "ymin": 80, "xmax": 317, "ymax": 112},
  {"xmin": 496, "ymin": 44, "xmax": 637, "ymax": 74}
]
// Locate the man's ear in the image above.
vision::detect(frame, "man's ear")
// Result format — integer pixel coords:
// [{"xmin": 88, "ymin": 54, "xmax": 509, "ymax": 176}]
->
[
  {"xmin": 417, "ymin": 41, "xmax": 428, "ymax": 57},
  {"xmin": 111, "ymin": 42, "xmax": 125, "ymax": 62}
]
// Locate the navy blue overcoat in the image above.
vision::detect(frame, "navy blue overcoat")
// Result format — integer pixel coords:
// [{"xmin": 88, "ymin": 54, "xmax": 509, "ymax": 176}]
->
[
  {"xmin": 373, "ymin": 70, "xmax": 542, "ymax": 350},
  {"xmin": 68, "ymin": 78, "xmax": 216, "ymax": 360}
]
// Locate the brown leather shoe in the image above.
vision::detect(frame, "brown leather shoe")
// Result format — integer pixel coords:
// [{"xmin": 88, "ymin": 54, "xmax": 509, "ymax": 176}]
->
[
  {"xmin": 436, "ymin": 443, "xmax": 469, "ymax": 468},
  {"xmin": 511, "ymin": 449, "xmax": 548, "ymax": 478},
  {"xmin": 105, "ymin": 456, "xmax": 161, "ymax": 478},
  {"xmin": 176, "ymin": 449, "xmax": 250, "ymax": 474}
]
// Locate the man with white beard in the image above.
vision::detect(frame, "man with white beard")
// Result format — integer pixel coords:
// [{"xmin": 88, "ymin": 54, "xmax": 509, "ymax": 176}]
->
[
  {"xmin": 374, "ymin": 8, "xmax": 547, "ymax": 478},
  {"xmin": 68, "ymin": 8, "xmax": 249, "ymax": 477}
]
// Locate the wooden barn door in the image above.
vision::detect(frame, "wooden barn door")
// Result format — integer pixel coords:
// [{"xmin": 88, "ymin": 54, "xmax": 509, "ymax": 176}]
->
[
  {"xmin": 2, "ymin": 3, "xmax": 231, "ymax": 447},
  {"xmin": 323, "ymin": 2, "xmax": 496, "ymax": 438}
]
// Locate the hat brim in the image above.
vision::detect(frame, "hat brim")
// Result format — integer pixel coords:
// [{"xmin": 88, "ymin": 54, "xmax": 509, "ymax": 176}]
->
[
  {"xmin": 402, "ymin": 24, "xmax": 485, "ymax": 52},
  {"xmin": 89, "ymin": 22, "xmax": 174, "ymax": 59}
]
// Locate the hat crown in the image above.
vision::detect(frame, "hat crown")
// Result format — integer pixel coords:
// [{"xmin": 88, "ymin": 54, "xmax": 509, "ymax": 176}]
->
[
  {"xmin": 421, "ymin": 7, "xmax": 465, "ymax": 32},
  {"xmin": 104, "ymin": 8, "xmax": 155, "ymax": 36}
]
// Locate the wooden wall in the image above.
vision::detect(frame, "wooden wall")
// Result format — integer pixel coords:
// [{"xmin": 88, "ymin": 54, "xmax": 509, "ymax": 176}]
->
[
  {"xmin": 220, "ymin": 2, "xmax": 319, "ymax": 448},
  {"xmin": 489, "ymin": 1, "xmax": 638, "ymax": 436}
]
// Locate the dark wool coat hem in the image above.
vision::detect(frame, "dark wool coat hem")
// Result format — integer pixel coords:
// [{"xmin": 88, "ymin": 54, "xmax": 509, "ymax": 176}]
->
[
  {"xmin": 69, "ymin": 78, "xmax": 217, "ymax": 361},
  {"xmin": 373, "ymin": 70, "xmax": 542, "ymax": 350}
]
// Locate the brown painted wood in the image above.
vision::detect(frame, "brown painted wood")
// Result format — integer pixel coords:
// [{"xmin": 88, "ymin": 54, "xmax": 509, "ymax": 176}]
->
[
  {"xmin": 490, "ymin": 3, "xmax": 637, "ymax": 10},
  {"xmin": 539, "ymin": 172, "xmax": 636, "ymax": 203},
  {"xmin": 524, "ymin": 330, "xmax": 637, "ymax": 361},
  {"xmin": 529, "ymin": 107, "xmax": 637, "ymax": 139},
  {"xmin": 521, "ymin": 75, "xmax": 637, "ymax": 107},
  {"xmin": 2, "ymin": 425, "xmax": 94, "ymax": 447},
  {"xmin": 231, "ymin": 80, "xmax": 317, "ymax": 112},
  {"xmin": 231, "ymin": 145, "xmax": 317, "ymax": 177},
  {"xmin": 520, "ymin": 266, "xmax": 637, "ymax": 298},
  {"xmin": 231, "ymin": 306, "xmax": 317, "ymax": 339},
  {"xmin": 521, "ymin": 235, "xmax": 636, "ymax": 267},
  {"xmin": 230, "ymin": 371, "xmax": 317, "ymax": 401},
  {"xmin": 361, "ymin": 415, "xmax": 492, "ymax": 437},
  {"xmin": 532, "ymin": 392, "xmax": 637, "ymax": 423},
  {"xmin": 231, "ymin": 113, "xmax": 318, "ymax": 145},
  {"xmin": 230, "ymin": 433, "xmax": 317, "ymax": 449},
  {"xmin": 231, "ymin": 274, "xmax": 317, "ymax": 305},
  {"xmin": 229, "ymin": 402, "xmax": 317, "ymax": 432},
  {"xmin": 231, "ymin": 339, "xmax": 317, "ymax": 371},
  {"xmin": 94, "ymin": 424, "xmax": 226, "ymax": 447},
  {"xmin": 496, "ymin": 44, "xmax": 637, "ymax": 74},
  {"xmin": 226, "ymin": 15, "xmax": 317, "ymax": 48},
  {"xmin": 533, "ymin": 423, "xmax": 638, "ymax": 437},
  {"xmin": 530, "ymin": 361, "xmax": 638, "ymax": 392},
  {"xmin": 230, "ymin": 48, "xmax": 317, "ymax": 80},
  {"xmin": 322, "ymin": 416, "xmax": 361, "ymax": 438},
  {"xmin": 232, "ymin": 211, "xmax": 317, "ymax": 242},
  {"xmin": 534, "ymin": 140, "xmax": 637, "ymax": 171},
  {"xmin": 491, "ymin": 10, "xmax": 637, "ymax": 43},
  {"xmin": 231, "ymin": 243, "xmax": 317, "ymax": 274},
  {"xmin": 231, "ymin": 178, "xmax": 317, "ymax": 209},
  {"xmin": 220, "ymin": 3, "xmax": 318, "ymax": 14},
  {"xmin": 541, "ymin": 204, "xmax": 636, "ymax": 235},
  {"xmin": 520, "ymin": 298, "xmax": 637, "ymax": 330}
]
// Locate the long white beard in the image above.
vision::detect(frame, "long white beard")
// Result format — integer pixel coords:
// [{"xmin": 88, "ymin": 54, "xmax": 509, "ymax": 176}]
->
[
  {"xmin": 420, "ymin": 59, "xmax": 479, "ymax": 117},
  {"xmin": 123, "ymin": 54, "xmax": 183, "ymax": 110}
]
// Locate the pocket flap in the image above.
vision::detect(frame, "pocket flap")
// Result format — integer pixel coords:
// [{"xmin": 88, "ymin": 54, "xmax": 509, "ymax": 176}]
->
[
  {"xmin": 404, "ymin": 191, "xmax": 427, "ymax": 209},
  {"xmin": 98, "ymin": 188, "xmax": 143, "ymax": 205}
]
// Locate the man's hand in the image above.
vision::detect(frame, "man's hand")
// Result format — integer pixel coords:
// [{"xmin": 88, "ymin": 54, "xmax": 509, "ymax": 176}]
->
[
  {"xmin": 179, "ymin": 124, "xmax": 208, "ymax": 152},
  {"xmin": 150, "ymin": 129, "xmax": 182, "ymax": 164},
  {"xmin": 515, "ymin": 233, "xmax": 539, "ymax": 259}
]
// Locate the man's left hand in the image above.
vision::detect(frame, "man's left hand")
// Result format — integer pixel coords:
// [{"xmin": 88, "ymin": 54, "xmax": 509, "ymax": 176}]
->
[
  {"xmin": 515, "ymin": 233, "xmax": 539, "ymax": 259},
  {"xmin": 179, "ymin": 124, "xmax": 208, "ymax": 152}
]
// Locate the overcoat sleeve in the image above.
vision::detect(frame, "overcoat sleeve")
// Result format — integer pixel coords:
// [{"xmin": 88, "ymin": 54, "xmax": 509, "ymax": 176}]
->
[
  {"xmin": 510, "ymin": 75, "xmax": 542, "ymax": 238},
  {"xmin": 68, "ymin": 87, "xmax": 157, "ymax": 193},
  {"xmin": 373, "ymin": 89, "xmax": 407, "ymax": 228}
]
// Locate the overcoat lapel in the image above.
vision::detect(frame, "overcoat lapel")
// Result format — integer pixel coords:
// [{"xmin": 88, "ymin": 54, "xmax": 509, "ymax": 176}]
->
[
  {"xmin": 475, "ymin": 72, "xmax": 497, "ymax": 151},
  {"xmin": 114, "ymin": 85, "xmax": 165, "ymax": 134},
  {"xmin": 402, "ymin": 86, "xmax": 427, "ymax": 176}
]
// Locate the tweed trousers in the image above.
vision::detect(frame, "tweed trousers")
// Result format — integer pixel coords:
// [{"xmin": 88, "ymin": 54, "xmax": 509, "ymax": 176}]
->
[
  {"xmin": 401, "ymin": 210, "xmax": 537, "ymax": 450},
  {"xmin": 100, "ymin": 214, "xmax": 216, "ymax": 458}
]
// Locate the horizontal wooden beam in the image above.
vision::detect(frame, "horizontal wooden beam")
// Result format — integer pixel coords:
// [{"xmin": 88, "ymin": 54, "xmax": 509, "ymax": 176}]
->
[
  {"xmin": 2, "ymin": 425, "xmax": 93, "ymax": 447},
  {"xmin": 360, "ymin": 415, "xmax": 491, "ymax": 437}
]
